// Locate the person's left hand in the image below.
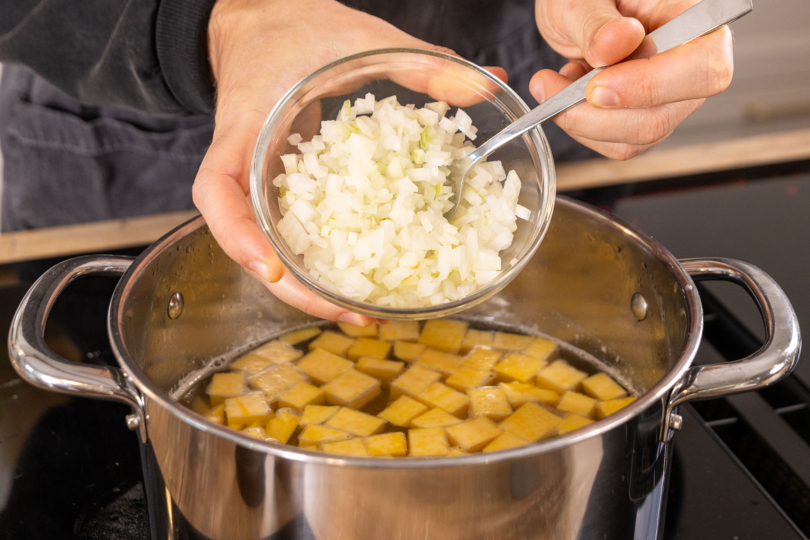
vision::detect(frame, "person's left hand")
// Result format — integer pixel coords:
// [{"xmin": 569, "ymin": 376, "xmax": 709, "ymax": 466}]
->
[{"xmin": 532, "ymin": 0, "xmax": 734, "ymax": 160}]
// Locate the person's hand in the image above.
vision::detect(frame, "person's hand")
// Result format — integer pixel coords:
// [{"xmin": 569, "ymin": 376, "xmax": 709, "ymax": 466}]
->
[
  {"xmin": 194, "ymin": 0, "xmax": 505, "ymax": 325},
  {"xmin": 532, "ymin": 0, "xmax": 733, "ymax": 160}
]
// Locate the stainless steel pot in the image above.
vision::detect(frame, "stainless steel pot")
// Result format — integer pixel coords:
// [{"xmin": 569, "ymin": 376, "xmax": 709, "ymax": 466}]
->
[{"xmin": 8, "ymin": 197, "xmax": 800, "ymax": 540}]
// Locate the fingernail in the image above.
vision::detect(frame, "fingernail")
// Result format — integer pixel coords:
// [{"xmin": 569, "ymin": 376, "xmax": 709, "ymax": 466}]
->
[
  {"xmin": 339, "ymin": 312, "xmax": 367, "ymax": 326},
  {"xmin": 590, "ymin": 86, "xmax": 619, "ymax": 108},
  {"xmin": 530, "ymin": 78, "xmax": 545, "ymax": 103},
  {"xmin": 249, "ymin": 260, "xmax": 284, "ymax": 283}
]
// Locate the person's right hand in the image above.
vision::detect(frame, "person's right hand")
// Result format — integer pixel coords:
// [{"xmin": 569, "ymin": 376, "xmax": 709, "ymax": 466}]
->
[{"xmin": 194, "ymin": 0, "xmax": 505, "ymax": 326}]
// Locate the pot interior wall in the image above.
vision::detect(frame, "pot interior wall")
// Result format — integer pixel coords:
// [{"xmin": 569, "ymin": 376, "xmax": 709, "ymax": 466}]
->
[{"xmin": 117, "ymin": 198, "xmax": 689, "ymax": 397}]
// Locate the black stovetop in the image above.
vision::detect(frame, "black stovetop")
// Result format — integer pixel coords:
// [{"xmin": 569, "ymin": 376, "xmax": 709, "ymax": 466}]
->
[{"xmin": 1, "ymin": 161, "xmax": 809, "ymax": 539}]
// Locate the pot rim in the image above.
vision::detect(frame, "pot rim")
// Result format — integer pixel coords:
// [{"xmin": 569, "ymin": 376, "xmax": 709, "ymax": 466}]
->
[{"xmin": 108, "ymin": 197, "xmax": 702, "ymax": 468}]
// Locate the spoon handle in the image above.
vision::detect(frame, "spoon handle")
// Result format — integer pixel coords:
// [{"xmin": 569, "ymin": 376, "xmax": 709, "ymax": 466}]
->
[{"xmin": 467, "ymin": 0, "xmax": 753, "ymax": 164}]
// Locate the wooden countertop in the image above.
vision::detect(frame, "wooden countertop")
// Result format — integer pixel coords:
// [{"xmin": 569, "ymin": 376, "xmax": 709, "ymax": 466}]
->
[{"xmin": 1, "ymin": 128, "xmax": 809, "ymax": 266}]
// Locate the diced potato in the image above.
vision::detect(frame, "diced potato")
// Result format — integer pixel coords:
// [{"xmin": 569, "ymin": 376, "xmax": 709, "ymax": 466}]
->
[
  {"xmin": 297, "ymin": 348, "xmax": 354, "ymax": 384},
  {"xmin": 418, "ymin": 319, "xmax": 468, "ymax": 353},
  {"xmin": 366, "ymin": 432, "xmax": 407, "ymax": 457},
  {"xmin": 224, "ymin": 394, "xmax": 272, "ymax": 426},
  {"xmin": 468, "ymin": 387, "xmax": 512, "ymax": 421},
  {"xmin": 337, "ymin": 321, "xmax": 378, "ymax": 338},
  {"xmin": 460, "ymin": 329, "xmax": 494, "ymax": 354},
  {"xmin": 445, "ymin": 366, "xmax": 493, "ymax": 393},
  {"xmin": 299, "ymin": 404, "xmax": 340, "ymax": 426},
  {"xmin": 483, "ymin": 432, "xmax": 528, "ymax": 453},
  {"xmin": 390, "ymin": 365, "xmax": 442, "ymax": 399},
  {"xmin": 378, "ymin": 395, "xmax": 429, "ymax": 427},
  {"xmin": 499, "ymin": 402, "xmax": 561, "ymax": 443},
  {"xmin": 556, "ymin": 391, "xmax": 597, "ymax": 419},
  {"xmin": 205, "ymin": 403, "xmax": 225, "ymax": 424},
  {"xmin": 411, "ymin": 408, "xmax": 463, "ymax": 428},
  {"xmin": 249, "ymin": 364, "xmax": 307, "ymax": 401},
  {"xmin": 521, "ymin": 337, "xmax": 559, "ymax": 362},
  {"xmin": 279, "ymin": 326, "xmax": 322, "ymax": 345},
  {"xmin": 494, "ymin": 353, "xmax": 545, "ymax": 383},
  {"xmin": 325, "ymin": 408, "xmax": 386, "ymax": 437},
  {"xmin": 298, "ymin": 424, "xmax": 352, "ymax": 446},
  {"xmin": 246, "ymin": 419, "xmax": 266, "ymax": 429},
  {"xmin": 409, "ymin": 427, "xmax": 449, "ymax": 456},
  {"xmin": 499, "ymin": 382, "xmax": 559, "ymax": 407},
  {"xmin": 299, "ymin": 444, "xmax": 320, "ymax": 451},
  {"xmin": 229, "ymin": 353, "xmax": 275, "ymax": 376},
  {"xmin": 595, "ymin": 396, "xmax": 637, "ymax": 419},
  {"xmin": 417, "ymin": 382, "xmax": 470, "ymax": 417},
  {"xmin": 379, "ymin": 320, "xmax": 420, "ymax": 342},
  {"xmin": 393, "ymin": 341, "xmax": 426, "ymax": 362},
  {"xmin": 208, "ymin": 372, "xmax": 247, "ymax": 406},
  {"xmin": 321, "ymin": 369, "xmax": 381, "ymax": 409},
  {"xmin": 266, "ymin": 409, "xmax": 300, "ymax": 444},
  {"xmin": 555, "ymin": 413, "xmax": 594, "ymax": 435},
  {"xmin": 321, "ymin": 438, "xmax": 369, "ymax": 456},
  {"xmin": 493, "ymin": 332, "xmax": 534, "ymax": 351},
  {"xmin": 278, "ymin": 382, "xmax": 326, "ymax": 410},
  {"xmin": 347, "ymin": 338, "xmax": 392, "ymax": 361},
  {"xmin": 191, "ymin": 395, "xmax": 209, "ymax": 415},
  {"xmin": 445, "ymin": 417, "xmax": 502, "ymax": 452},
  {"xmin": 242, "ymin": 426, "xmax": 268, "ymax": 440},
  {"xmin": 356, "ymin": 357, "xmax": 404, "ymax": 383},
  {"xmin": 249, "ymin": 339, "xmax": 303, "ymax": 364},
  {"xmin": 460, "ymin": 347, "xmax": 502, "ymax": 371},
  {"xmin": 581, "ymin": 372, "xmax": 628, "ymax": 401},
  {"xmin": 308, "ymin": 331, "xmax": 356, "ymax": 357},
  {"xmin": 535, "ymin": 360, "xmax": 588, "ymax": 393},
  {"xmin": 415, "ymin": 349, "xmax": 465, "ymax": 377},
  {"xmin": 447, "ymin": 448, "xmax": 468, "ymax": 457}
]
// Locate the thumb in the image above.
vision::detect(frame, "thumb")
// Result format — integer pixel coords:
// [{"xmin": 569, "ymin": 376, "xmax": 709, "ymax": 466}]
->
[{"xmin": 558, "ymin": 0, "xmax": 645, "ymax": 67}]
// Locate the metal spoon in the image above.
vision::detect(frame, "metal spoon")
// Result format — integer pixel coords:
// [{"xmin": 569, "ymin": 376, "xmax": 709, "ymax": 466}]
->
[{"xmin": 445, "ymin": 0, "xmax": 752, "ymax": 219}]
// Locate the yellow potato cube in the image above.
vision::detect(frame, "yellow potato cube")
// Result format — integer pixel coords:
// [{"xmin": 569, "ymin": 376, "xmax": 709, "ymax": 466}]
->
[
  {"xmin": 242, "ymin": 426, "xmax": 269, "ymax": 440},
  {"xmin": 493, "ymin": 332, "xmax": 534, "ymax": 351},
  {"xmin": 296, "ymin": 348, "xmax": 353, "ymax": 385},
  {"xmin": 393, "ymin": 341, "xmax": 426, "ymax": 362},
  {"xmin": 250, "ymin": 339, "xmax": 303, "ymax": 364},
  {"xmin": 205, "ymin": 403, "xmax": 225, "ymax": 424},
  {"xmin": 207, "ymin": 372, "xmax": 247, "ymax": 406},
  {"xmin": 445, "ymin": 417, "xmax": 502, "ymax": 452},
  {"xmin": 321, "ymin": 437, "xmax": 368, "ymax": 456},
  {"xmin": 581, "ymin": 372, "xmax": 628, "ymax": 401},
  {"xmin": 365, "ymin": 432, "xmax": 407, "ymax": 457},
  {"xmin": 445, "ymin": 366, "xmax": 493, "ymax": 393},
  {"xmin": 337, "ymin": 321, "xmax": 378, "ymax": 338},
  {"xmin": 483, "ymin": 432, "xmax": 528, "ymax": 453},
  {"xmin": 321, "ymin": 369, "xmax": 381, "ymax": 409},
  {"xmin": 299, "ymin": 404, "xmax": 340, "ymax": 426},
  {"xmin": 266, "ymin": 409, "xmax": 300, "ymax": 444},
  {"xmin": 499, "ymin": 402, "xmax": 561, "ymax": 442},
  {"xmin": 224, "ymin": 394, "xmax": 272, "ymax": 426},
  {"xmin": 411, "ymin": 408, "xmax": 463, "ymax": 428},
  {"xmin": 460, "ymin": 347, "xmax": 503, "ymax": 371},
  {"xmin": 377, "ymin": 395, "xmax": 429, "ymax": 427},
  {"xmin": 379, "ymin": 320, "xmax": 420, "ymax": 342},
  {"xmin": 555, "ymin": 413, "xmax": 594, "ymax": 435},
  {"xmin": 535, "ymin": 360, "xmax": 588, "ymax": 393},
  {"xmin": 447, "ymin": 448, "xmax": 468, "ymax": 457},
  {"xmin": 460, "ymin": 329, "xmax": 495, "ymax": 354},
  {"xmin": 279, "ymin": 326, "xmax": 322, "ymax": 345},
  {"xmin": 299, "ymin": 444, "xmax": 319, "ymax": 451},
  {"xmin": 415, "ymin": 349, "xmax": 465, "ymax": 376},
  {"xmin": 468, "ymin": 387, "xmax": 512, "ymax": 421},
  {"xmin": 308, "ymin": 331, "xmax": 356, "ymax": 357},
  {"xmin": 190, "ymin": 395, "xmax": 209, "ymax": 415},
  {"xmin": 521, "ymin": 337, "xmax": 559, "ymax": 362},
  {"xmin": 499, "ymin": 382, "xmax": 559, "ymax": 407},
  {"xmin": 356, "ymin": 357, "xmax": 405, "ymax": 383},
  {"xmin": 249, "ymin": 364, "xmax": 307, "ymax": 401},
  {"xmin": 347, "ymin": 338, "xmax": 392, "ymax": 361},
  {"xmin": 494, "ymin": 353, "xmax": 545, "ymax": 383},
  {"xmin": 408, "ymin": 427, "xmax": 449, "ymax": 456},
  {"xmin": 417, "ymin": 382, "xmax": 470, "ymax": 417},
  {"xmin": 556, "ymin": 391, "xmax": 597, "ymax": 418},
  {"xmin": 390, "ymin": 365, "xmax": 442, "ymax": 399},
  {"xmin": 278, "ymin": 382, "xmax": 326, "ymax": 410},
  {"xmin": 418, "ymin": 319, "xmax": 468, "ymax": 353},
  {"xmin": 325, "ymin": 408, "xmax": 386, "ymax": 437},
  {"xmin": 298, "ymin": 424, "xmax": 352, "ymax": 446},
  {"xmin": 595, "ymin": 396, "xmax": 637, "ymax": 419},
  {"xmin": 230, "ymin": 353, "xmax": 275, "ymax": 376},
  {"xmin": 246, "ymin": 419, "xmax": 266, "ymax": 429}
]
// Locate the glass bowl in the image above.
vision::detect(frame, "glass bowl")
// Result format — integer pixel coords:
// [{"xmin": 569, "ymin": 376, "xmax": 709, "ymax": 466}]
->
[{"xmin": 251, "ymin": 48, "xmax": 555, "ymax": 320}]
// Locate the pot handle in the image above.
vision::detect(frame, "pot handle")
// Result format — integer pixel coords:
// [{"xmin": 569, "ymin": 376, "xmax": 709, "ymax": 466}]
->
[
  {"xmin": 661, "ymin": 258, "xmax": 802, "ymax": 441},
  {"xmin": 7, "ymin": 255, "xmax": 146, "ymax": 442}
]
